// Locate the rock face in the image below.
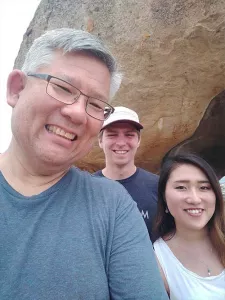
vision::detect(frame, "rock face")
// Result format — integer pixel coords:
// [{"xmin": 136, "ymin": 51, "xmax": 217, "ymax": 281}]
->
[
  {"xmin": 166, "ymin": 90, "xmax": 225, "ymax": 178},
  {"xmin": 14, "ymin": 0, "xmax": 225, "ymax": 174}
]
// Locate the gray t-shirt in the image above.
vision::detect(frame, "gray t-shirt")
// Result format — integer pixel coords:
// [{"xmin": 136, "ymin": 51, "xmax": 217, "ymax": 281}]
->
[{"xmin": 0, "ymin": 167, "xmax": 168, "ymax": 300}]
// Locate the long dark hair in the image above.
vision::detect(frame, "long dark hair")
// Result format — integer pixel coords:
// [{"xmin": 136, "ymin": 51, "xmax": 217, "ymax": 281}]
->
[{"xmin": 154, "ymin": 153, "xmax": 225, "ymax": 267}]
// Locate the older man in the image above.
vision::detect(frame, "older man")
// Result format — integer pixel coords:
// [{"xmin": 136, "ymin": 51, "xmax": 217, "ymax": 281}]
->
[
  {"xmin": 0, "ymin": 29, "xmax": 168, "ymax": 299},
  {"xmin": 95, "ymin": 106, "xmax": 159, "ymax": 241}
]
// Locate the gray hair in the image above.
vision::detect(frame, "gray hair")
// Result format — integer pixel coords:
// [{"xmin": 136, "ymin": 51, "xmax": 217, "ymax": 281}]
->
[{"xmin": 22, "ymin": 28, "xmax": 122, "ymax": 100}]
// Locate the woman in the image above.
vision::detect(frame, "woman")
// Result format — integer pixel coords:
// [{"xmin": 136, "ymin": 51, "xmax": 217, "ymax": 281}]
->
[{"xmin": 153, "ymin": 153, "xmax": 225, "ymax": 300}]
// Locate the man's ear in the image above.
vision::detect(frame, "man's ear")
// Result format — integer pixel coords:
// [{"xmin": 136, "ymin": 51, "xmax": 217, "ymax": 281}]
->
[
  {"xmin": 137, "ymin": 135, "xmax": 141, "ymax": 148},
  {"xmin": 98, "ymin": 137, "xmax": 103, "ymax": 149},
  {"xmin": 7, "ymin": 70, "xmax": 26, "ymax": 108},
  {"xmin": 98, "ymin": 130, "xmax": 104, "ymax": 149}
]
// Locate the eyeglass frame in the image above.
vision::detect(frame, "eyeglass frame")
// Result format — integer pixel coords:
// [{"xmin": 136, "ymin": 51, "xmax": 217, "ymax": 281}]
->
[{"xmin": 27, "ymin": 73, "xmax": 115, "ymax": 121}]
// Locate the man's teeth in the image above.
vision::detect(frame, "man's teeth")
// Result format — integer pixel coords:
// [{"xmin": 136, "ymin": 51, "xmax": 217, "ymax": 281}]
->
[
  {"xmin": 114, "ymin": 150, "xmax": 128, "ymax": 154},
  {"xmin": 186, "ymin": 209, "xmax": 203, "ymax": 214},
  {"xmin": 46, "ymin": 125, "xmax": 76, "ymax": 141}
]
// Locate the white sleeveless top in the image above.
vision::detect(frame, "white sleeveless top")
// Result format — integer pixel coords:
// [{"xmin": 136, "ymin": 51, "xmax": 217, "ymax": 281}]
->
[{"xmin": 154, "ymin": 238, "xmax": 225, "ymax": 300}]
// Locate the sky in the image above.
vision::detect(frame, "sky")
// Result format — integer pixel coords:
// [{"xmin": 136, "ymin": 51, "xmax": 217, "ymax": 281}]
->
[
  {"xmin": 220, "ymin": 177, "xmax": 225, "ymax": 184},
  {"xmin": 0, "ymin": 0, "xmax": 41, "ymax": 152}
]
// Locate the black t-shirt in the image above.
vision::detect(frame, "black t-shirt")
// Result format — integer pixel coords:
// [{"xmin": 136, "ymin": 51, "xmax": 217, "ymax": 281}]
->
[{"xmin": 94, "ymin": 168, "xmax": 158, "ymax": 241}]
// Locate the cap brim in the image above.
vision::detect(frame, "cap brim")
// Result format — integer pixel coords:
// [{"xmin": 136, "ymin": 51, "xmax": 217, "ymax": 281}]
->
[{"xmin": 101, "ymin": 119, "xmax": 143, "ymax": 131}]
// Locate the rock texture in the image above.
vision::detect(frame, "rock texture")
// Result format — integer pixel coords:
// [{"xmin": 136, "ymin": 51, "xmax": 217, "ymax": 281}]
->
[
  {"xmin": 166, "ymin": 90, "xmax": 225, "ymax": 178},
  {"xmin": 14, "ymin": 0, "xmax": 225, "ymax": 174}
]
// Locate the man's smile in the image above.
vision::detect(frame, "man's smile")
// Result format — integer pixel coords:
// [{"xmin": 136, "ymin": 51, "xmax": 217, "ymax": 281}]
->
[
  {"xmin": 113, "ymin": 150, "xmax": 129, "ymax": 154},
  {"xmin": 45, "ymin": 124, "xmax": 77, "ymax": 141}
]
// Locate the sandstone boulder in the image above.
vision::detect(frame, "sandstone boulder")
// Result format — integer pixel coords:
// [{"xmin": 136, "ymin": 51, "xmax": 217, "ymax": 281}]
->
[
  {"xmin": 14, "ymin": 0, "xmax": 225, "ymax": 174},
  {"xmin": 166, "ymin": 90, "xmax": 225, "ymax": 178}
]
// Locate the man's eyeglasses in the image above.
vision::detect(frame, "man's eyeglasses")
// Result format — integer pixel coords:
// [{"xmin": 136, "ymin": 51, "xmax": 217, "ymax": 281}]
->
[{"xmin": 27, "ymin": 73, "xmax": 115, "ymax": 121}]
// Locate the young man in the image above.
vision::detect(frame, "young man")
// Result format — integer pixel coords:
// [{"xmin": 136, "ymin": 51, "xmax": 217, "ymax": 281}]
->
[
  {"xmin": 0, "ymin": 29, "xmax": 168, "ymax": 299},
  {"xmin": 95, "ymin": 106, "xmax": 159, "ymax": 241}
]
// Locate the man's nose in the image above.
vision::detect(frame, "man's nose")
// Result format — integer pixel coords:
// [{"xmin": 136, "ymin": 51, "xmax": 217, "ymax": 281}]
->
[
  {"xmin": 60, "ymin": 96, "xmax": 88, "ymax": 124},
  {"xmin": 115, "ymin": 136, "xmax": 126, "ymax": 146}
]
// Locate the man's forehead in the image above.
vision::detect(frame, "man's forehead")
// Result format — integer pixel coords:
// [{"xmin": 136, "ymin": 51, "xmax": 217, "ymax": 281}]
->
[
  {"xmin": 105, "ymin": 122, "xmax": 139, "ymax": 131},
  {"xmin": 37, "ymin": 50, "xmax": 110, "ymax": 100}
]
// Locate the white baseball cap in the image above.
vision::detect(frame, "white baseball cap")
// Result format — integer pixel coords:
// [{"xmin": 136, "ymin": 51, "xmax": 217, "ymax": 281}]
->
[{"xmin": 101, "ymin": 106, "xmax": 143, "ymax": 130}]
